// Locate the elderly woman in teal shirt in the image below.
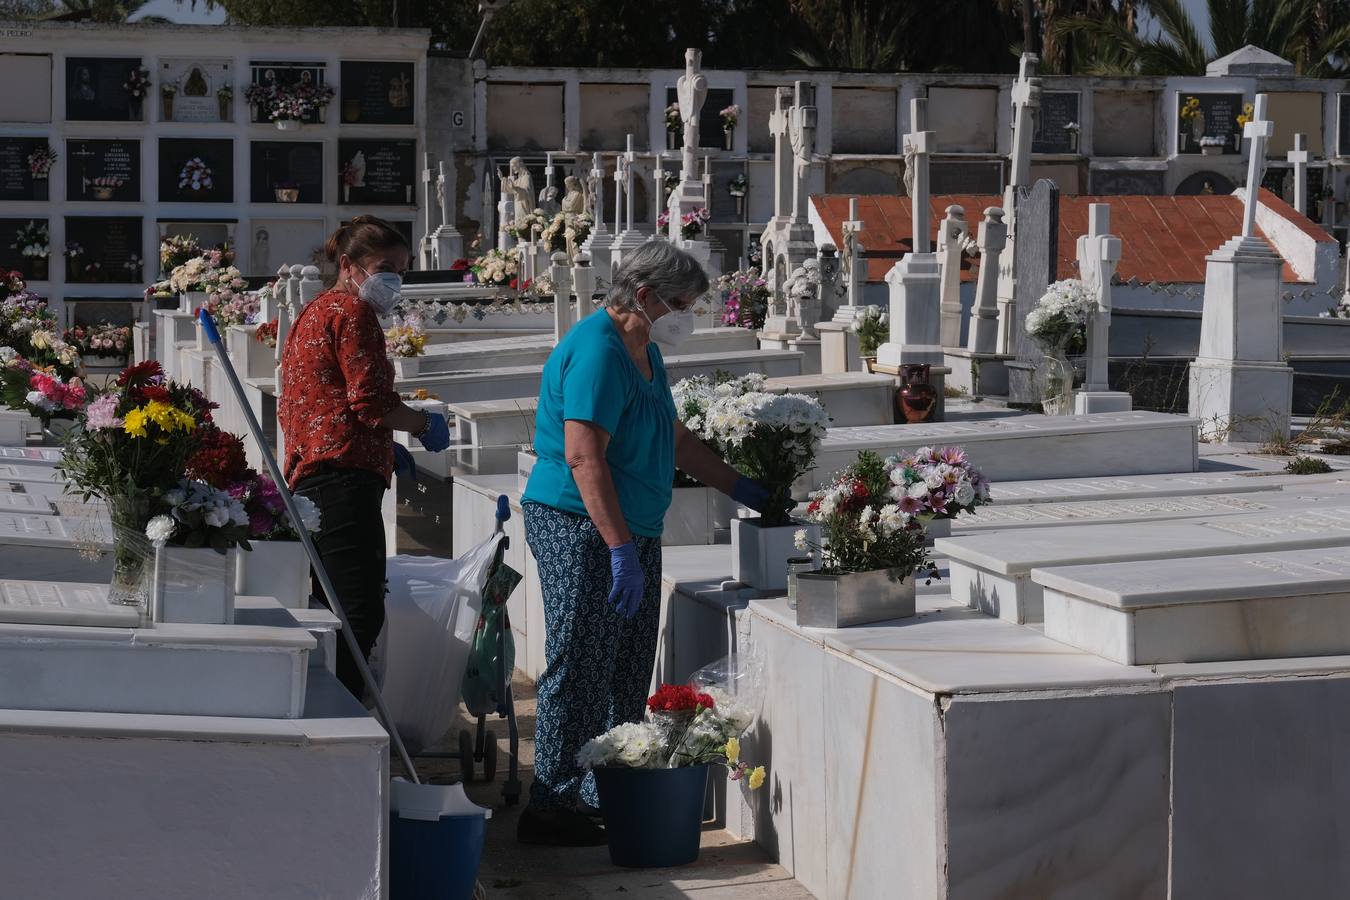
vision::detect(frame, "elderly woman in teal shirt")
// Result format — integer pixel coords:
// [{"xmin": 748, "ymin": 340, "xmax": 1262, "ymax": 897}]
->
[{"xmin": 518, "ymin": 241, "xmax": 777, "ymax": 846}]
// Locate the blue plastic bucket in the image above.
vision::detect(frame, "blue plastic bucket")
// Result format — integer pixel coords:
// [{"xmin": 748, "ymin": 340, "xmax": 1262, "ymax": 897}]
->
[
  {"xmin": 593, "ymin": 764, "xmax": 710, "ymax": 868},
  {"xmin": 390, "ymin": 811, "xmax": 486, "ymax": 900}
]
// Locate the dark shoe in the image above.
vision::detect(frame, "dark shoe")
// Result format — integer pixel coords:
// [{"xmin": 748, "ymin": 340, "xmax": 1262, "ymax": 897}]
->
[{"xmin": 516, "ymin": 805, "xmax": 607, "ymax": 847}]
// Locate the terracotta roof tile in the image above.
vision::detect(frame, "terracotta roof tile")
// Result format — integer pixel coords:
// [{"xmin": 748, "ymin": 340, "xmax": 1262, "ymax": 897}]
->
[{"xmin": 813, "ymin": 191, "xmax": 1328, "ymax": 286}]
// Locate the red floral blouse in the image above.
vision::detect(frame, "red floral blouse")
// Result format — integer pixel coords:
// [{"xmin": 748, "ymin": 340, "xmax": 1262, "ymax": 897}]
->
[{"xmin": 280, "ymin": 288, "xmax": 399, "ymax": 487}]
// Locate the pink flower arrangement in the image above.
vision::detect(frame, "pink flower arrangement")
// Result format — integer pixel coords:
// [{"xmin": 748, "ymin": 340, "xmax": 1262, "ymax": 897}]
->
[
  {"xmin": 25, "ymin": 370, "xmax": 86, "ymax": 414},
  {"xmin": 85, "ymin": 392, "xmax": 123, "ymax": 430}
]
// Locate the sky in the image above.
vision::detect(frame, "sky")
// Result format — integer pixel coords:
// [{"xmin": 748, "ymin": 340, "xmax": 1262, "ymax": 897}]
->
[{"xmin": 1139, "ymin": 0, "xmax": 1212, "ymax": 46}]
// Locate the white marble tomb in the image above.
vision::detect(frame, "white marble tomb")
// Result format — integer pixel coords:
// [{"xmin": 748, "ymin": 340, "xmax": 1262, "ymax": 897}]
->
[{"xmin": 990, "ymin": 471, "xmax": 1281, "ymax": 504}]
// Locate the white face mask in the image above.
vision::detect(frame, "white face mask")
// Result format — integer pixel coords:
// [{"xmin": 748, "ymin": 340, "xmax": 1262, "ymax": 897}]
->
[
  {"xmin": 642, "ymin": 298, "xmax": 695, "ymax": 352},
  {"xmin": 356, "ymin": 264, "xmax": 402, "ymax": 315}
]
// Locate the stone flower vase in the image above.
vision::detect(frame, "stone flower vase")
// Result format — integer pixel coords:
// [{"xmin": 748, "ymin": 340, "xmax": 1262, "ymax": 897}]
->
[
  {"xmin": 897, "ymin": 364, "xmax": 936, "ymax": 423},
  {"xmin": 235, "ymin": 539, "xmax": 311, "ymax": 609},
  {"xmin": 393, "ymin": 356, "xmax": 420, "ymax": 379},
  {"xmin": 593, "ymin": 764, "xmax": 710, "ymax": 868},
  {"xmin": 151, "ymin": 545, "xmax": 237, "ymax": 625}
]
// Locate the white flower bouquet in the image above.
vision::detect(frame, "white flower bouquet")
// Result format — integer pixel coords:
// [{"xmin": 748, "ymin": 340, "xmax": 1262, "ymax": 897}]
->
[
  {"xmin": 146, "ymin": 478, "xmax": 252, "ymax": 552},
  {"xmin": 671, "ymin": 372, "xmax": 767, "ymax": 487},
  {"xmin": 1024, "ymin": 278, "xmax": 1096, "ymax": 351},
  {"xmin": 703, "ymin": 390, "xmax": 829, "ymax": 527},
  {"xmin": 384, "ymin": 315, "xmax": 427, "ymax": 358}
]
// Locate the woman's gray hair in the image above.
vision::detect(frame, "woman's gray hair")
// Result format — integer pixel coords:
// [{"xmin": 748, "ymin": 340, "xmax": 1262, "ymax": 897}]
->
[{"xmin": 608, "ymin": 240, "xmax": 710, "ymax": 311}]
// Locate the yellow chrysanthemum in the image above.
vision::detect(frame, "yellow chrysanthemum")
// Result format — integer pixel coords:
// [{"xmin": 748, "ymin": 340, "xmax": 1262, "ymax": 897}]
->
[
  {"xmin": 747, "ymin": 765, "xmax": 766, "ymax": 790},
  {"xmin": 123, "ymin": 407, "xmax": 149, "ymax": 438},
  {"xmin": 145, "ymin": 400, "xmax": 176, "ymax": 430},
  {"xmin": 172, "ymin": 408, "xmax": 196, "ymax": 432},
  {"xmin": 724, "ymin": 737, "xmax": 740, "ymax": 765}
]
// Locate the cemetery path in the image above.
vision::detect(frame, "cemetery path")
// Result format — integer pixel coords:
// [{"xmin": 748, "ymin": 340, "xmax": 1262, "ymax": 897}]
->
[{"xmin": 415, "ymin": 674, "xmax": 815, "ymax": 900}]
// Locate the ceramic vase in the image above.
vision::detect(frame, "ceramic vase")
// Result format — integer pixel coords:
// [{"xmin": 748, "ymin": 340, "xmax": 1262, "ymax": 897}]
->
[
  {"xmin": 898, "ymin": 364, "xmax": 936, "ymax": 423},
  {"xmin": 593, "ymin": 765, "xmax": 710, "ymax": 868}
]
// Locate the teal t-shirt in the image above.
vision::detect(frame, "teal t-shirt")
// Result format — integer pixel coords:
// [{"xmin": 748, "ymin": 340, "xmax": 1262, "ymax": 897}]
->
[{"xmin": 522, "ymin": 311, "xmax": 676, "ymax": 538}]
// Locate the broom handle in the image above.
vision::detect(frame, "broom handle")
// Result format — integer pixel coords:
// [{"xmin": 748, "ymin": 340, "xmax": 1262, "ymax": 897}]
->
[{"xmin": 199, "ymin": 309, "xmax": 421, "ymax": 784}]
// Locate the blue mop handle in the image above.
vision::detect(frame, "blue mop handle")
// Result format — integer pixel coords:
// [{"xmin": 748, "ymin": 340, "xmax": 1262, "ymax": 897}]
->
[{"xmin": 197, "ymin": 308, "xmax": 422, "ymax": 784}]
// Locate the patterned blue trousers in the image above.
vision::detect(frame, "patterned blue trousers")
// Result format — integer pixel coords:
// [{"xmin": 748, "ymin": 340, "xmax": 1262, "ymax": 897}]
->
[{"xmin": 523, "ymin": 502, "xmax": 663, "ymax": 811}]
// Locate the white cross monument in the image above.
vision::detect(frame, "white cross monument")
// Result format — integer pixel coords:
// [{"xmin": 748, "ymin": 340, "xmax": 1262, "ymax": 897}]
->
[
  {"xmin": 1072, "ymin": 203, "xmax": 1131, "ymax": 413},
  {"xmin": 583, "ymin": 151, "xmax": 612, "ymax": 278},
  {"xmin": 419, "ymin": 152, "xmax": 437, "ymax": 269},
  {"xmin": 760, "ymin": 81, "xmax": 819, "ymax": 332},
  {"xmin": 1188, "ymin": 93, "xmax": 1293, "ymax": 443},
  {"xmin": 937, "ymin": 204, "xmax": 971, "ymax": 348},
  {"xmin": 1286, "ymin": 133, "xmax": 1310, "ymax": 216},
  {"xmin": 432, "ymin": 159, "xmax": 463, "ymax": 267},
  {"xmin": 818, "ymin": 196, "xmax": 869, "ymax": 373},
  {"xmin": 610, "ymin": 134, "xmax": 647, "ymax": 275},
  {"xmin": 876, "ymin": 97, "xmax": 943, "ymax": 373},
  {"xmin": 996, "ymin": 53, "xmax": 1041, "ymax": 356}
]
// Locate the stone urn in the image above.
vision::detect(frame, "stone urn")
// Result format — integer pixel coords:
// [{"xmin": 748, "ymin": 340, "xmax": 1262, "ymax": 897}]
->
[{"xmin": 897, "ymin": 364, "xmax": 936, "ymax": 423}]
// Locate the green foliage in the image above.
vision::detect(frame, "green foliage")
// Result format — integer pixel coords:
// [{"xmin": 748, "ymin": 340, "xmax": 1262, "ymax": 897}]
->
[{"xmin": 1285, "ymin": 455, "xmax": 1334, "ymax": 474}]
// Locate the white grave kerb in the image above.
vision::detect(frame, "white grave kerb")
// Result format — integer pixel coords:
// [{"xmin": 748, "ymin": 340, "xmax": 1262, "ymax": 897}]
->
[
  {"xmin": 1188, "ymin": 92, "xmax": 1293, "ymax": 443},
  {"xmin": 1073, "ymin": 203, "xmax": 1131, "ymax": 413},
  {"xmin": 876, "ymin": 97, "xmax": 943, "ymax": 369},
  {"xmin": 1286, "ymin": 132, "xmax": 1310, "ymax": 216}
]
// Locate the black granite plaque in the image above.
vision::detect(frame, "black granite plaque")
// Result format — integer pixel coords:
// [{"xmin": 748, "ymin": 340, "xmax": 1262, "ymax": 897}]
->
[
  {"xmin": 1176, "ymin": 92, "xmax": 1244, "ymax": 155},
  {"xmin": 1089, "ymin": 169, "xmax": 1166, "ymax": 195},
  {"xmin": 337, "ymin": 139, "xmax": 416, "ymax": 206},
  {"xmin": 158, "ymin": 138, "xmax": 233, "ymax": 204},
  {"xmin": 65, "ymin": 139, "xmax": 140, "ymax": 203},
  {"xmin": 665, "ymin": 87, "xmax": 737, "ymax": 150},
  {"xmin": 248, "ymin": 62, "xmax": 329, "ymax": 125},
  {"xmin": 1032, "ymin": 91, "xmax": 1081, "ymax": 154},
  {"xmin": 339, "ymin": 62, "xmax": 414, "ymax": 125},
  {"xmin": 66, "ymin": 57, "xmax": 145, "ymax": 122},
  {"xmin": 0, "ymin": 137, "xmax": 51, "ymax": 201},
  {"xmin": 251, "ymin": 141, "xmax": 323, "ymax": 204},
  {"xmin": 1338, "ymin": 94, "xmax": 1350, "ymax": 158},
  {"xmin": 64, "ymin": 216, "xmax": 143, "ymax": 284},
  {"xmin": 0, "ymin": 218, "xmax": 47, "ymax": 277}
]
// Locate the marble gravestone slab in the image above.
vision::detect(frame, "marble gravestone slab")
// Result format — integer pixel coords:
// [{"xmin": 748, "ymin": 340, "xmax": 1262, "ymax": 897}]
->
[
  {"xmin": 0, "ymin": 491, "xmax": 54, "ymax": 515},
  {"xmin": 0, "ymin": 447, "xmax": 63, "ymax": 467},
  {"xmin": 1037, "ymin": 550, "xmax": 1350, "ymax": 666},
  {"xmin": 0, "ymin": 580, "xmax": 138, "ymax": 627},
  {"xmin": 0, "ymin": 512, "xmax": 108, "ymax": 550},
  {"xmin": 957, "ymin": 492, "xmax": 1295, "ymax": 532},
  {"xmin": 810, "ymin": 411, "xmax": 1198, "ymax": 491},
  {"xmin": 990, "ymin": 471, "xmax": 1279, "ymax": 505},
  {"xmin": 0, "ymin": 463, "xmax": 65, "ymax": 483},
  {"xmin": 938, "ymin": 507, "xmax": 1350, "ymax": 625}
]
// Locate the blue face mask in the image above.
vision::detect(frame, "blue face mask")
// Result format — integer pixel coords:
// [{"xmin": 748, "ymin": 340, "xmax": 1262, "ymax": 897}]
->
[{"xmin": 357, "ymin": 264, "xmax": 402, "ymax": 314}]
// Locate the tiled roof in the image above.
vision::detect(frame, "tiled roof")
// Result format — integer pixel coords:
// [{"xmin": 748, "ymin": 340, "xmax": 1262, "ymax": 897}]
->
[{"xmin": 812, "ymin": 189, "xmax": 1332, "ymax": 285}]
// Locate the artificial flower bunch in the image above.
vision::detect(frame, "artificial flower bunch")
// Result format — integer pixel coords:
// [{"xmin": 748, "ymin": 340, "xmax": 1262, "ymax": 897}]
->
[
  {"xmin": 243, "ymin": 80, "xmax": 335, "ymax": 122},
  {"xmin": 1024, "ymin": 278, "xmax": 1097, "ymax": 351},
  {"xmin": 384, "ymin": 315, "xmax": 427, "ymax": 358},
  {"xmin": 26, "ymin": 144, "xmax": 56, "ymax": 179},
  {"xmin": 255, "ymin": 319, "xmax": 278, "ymax": 348},
  {"xmin": 539, "ymin": 211, "xmax": 593, "ymax": 253},
  {"xmin": 468, "ymin": 247, "xmax": 520, "ymax": 287},
  {"xmin": 1179, "ymin": 96, "xmax": 1202, "ymax": 121},
  {"xmin": 0, "ymin": 361, "xmax": 87, "ymax": 421},
  {"xmin": 67, "ymin": 322, "xmax": 130, "ymax": 358},
  {"xmin": 671, "ymin": 372, "xmax": 767, "ymax": 439},
  {"xmin": 0, "ymin": 277, "xmax": 60, "ymax": 360},
  {"xmin": 701, "ymin": 391, "xmax": 830, "ymax": 527},
  {"xmin": 160, "ymin": 234, "xmax": 201, "ymax": 273},
  {"xmin": 183, "ymin": 425, "xmax": 320, "ymax": 541},
  {"xmin": 508, "ymin": 208, "xmax": 550, "ymax": 241},
  {"xmin": 800, "ymin": 450, "xmax": 937, "ymax": 577},
  {"xmin": 178, "ymin": 157, "xmax": 213, "ymax": 192},
  {"xmin": 197, "ymin": 265, "xmax": 253, "ymax": 328},
  {"xmin": 784, "ymin": 259, "xmax": 821, "ymax": 304},
  {"xmin": 143, "ymin": 478, "xmax": 252, "ymax": 553},
  {"xmin": 882, "ymin": 445, "xmax": 991, "ymax": 521},
  {"xmin": 12, "ymin": 221, "xmax": 48, "ymax": 260},
  {"xmin": 577, "ymin": 682, "xmax": 764, "ymax": 788},
  {"xmin": 340, "ymin": 160, "xmax": 361, "ymax": 187},
  {"xmin": 122, "ymin": 66, "xmax": 152, "ymax": 100},
  {"xmin": 719, "ymin": 104, "xmax": 740, "ymax": 130},
  {"xmin": 715, "ymin": 267, "xmax": 770, "ymax": 329},
  {"xmin": 678, "ymin": 207, "xmax": 710, "ymax": 240},
  {"xmin": 91, "ymin": 175, "xmax": 125, "ymax": 191},
  {"xmin": 852, "ymin": 304, "xmax": 889, "ymax": 357},
  {"xmin": 664, "ymin": 102, "xmax": 682, "ymax": 132},
  {"xmin": 1236, "ymin": 102, "xmax": 1254, "ymax": 128}
]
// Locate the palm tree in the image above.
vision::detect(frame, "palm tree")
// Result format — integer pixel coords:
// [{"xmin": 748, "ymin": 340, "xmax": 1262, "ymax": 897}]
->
[
  {"xmin": 48, "ymin": 0, "xmax": 172, "ymax": 22},
  {"xmin": 1054, "ymin": 0, "xmax": 1350, "ymax": 76}
]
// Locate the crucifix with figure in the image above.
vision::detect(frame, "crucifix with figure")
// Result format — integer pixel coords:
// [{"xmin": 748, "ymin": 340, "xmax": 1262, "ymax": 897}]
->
[{"xmin": 1073, "ymin": 203, "xmax": 1131, "ymax": 413}]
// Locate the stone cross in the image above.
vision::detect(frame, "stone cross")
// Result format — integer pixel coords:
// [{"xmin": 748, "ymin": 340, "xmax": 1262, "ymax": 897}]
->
[
  {"xmin": 623, "ymin": 134, "xmax": 636, "ymax": 235},
  {"xmin": 966, "ymin": 208, "xmax": 1007, "ymax": 355},
  {"xmin": 788, "ymin": 81, "xmax": 817, "ymax": 225},
  {"xmin": 550, "ymin": 251, "xmax": 574, "ymax": 344},
  {"xmin": 652, "ymin": 152, "xmax": 665, "ymax": 231},
  {"xmin": 1009, "ymin": 53, "xmax": 1041, "ymax": 190},
  {"xmin": 420, "ymin": 152, "xmax": 437, "ymax": 269},
  {"xmin": 1241, "ymin": 93, "xmax": 1274, "ymax": 238},
  {"xmin": 768, "ymin": 86, "xmax": 793, "ymax": 224},
  {"xmin": 905, "ymin": 98, "xmax": 934, "ymax": 253},
  {"xmin": 701, "ymin": 155, "xmax": 713, "ymax": 215},
  {"xmin": 676, "ymin": 48, "xmax": 708, "ymax": 186},
  {"xmin": 937, "ymin": 204, "xmax": 969, "ymax": 347},
  {"xmin": 496, "ymin": 167, "xmax": 513, "ymax": 250},
  {"xmin": 613, "ymin": 154, "xmax": 625, "ymax": 236},
  {"xmin": 433, "ymin": 159, "xmax": 462, "ymax": 265},
  {"xmin": 842, "ymin": 197, "xmax": 864, "ymax": 310},
  {"xmin": 1286, "ymin": 132, "xmax": 1310, "ymax": 216},
  {"xmin": 1077, "ymin": 203, "xmax": 1122, "ymax": 395}
]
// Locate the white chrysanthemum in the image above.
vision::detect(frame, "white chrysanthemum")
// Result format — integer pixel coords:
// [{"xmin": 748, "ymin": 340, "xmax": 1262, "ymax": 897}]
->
[
  {"xmin": 954, "ymin": 482, "xmax": 976, "ymax": 506},
  {"xmin": 291, "ymin": 494, "xmax": 322, "ymax": 533},
  {"xmin": 793, "ymin": 528, "xmax": 809, "ymax": 551},
  {"xmin": 25, "ymin": 390, "xmax": 54, "ymax": 412},
  {"xmin": 906, "ymin": 481, "xmax": 930, "ymax": 499},
  {"xmin": 145, "ymin": 515, "xmax": 176, "ymax": 544}
]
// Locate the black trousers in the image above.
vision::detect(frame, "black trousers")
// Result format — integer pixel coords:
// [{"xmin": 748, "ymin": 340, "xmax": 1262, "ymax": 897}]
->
[{"xmin": 293, "ymin": 467, "xmax": 388, "ymax": 699}]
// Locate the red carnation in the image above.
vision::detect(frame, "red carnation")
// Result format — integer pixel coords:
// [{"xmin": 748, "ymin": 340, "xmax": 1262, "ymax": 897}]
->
[{"xmin": 647, "ymin": 683, "xmax": 716, "ymax": 713}]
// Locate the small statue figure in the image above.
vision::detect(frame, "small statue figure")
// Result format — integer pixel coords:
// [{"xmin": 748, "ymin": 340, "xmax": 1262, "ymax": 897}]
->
[
  {"xmin": 350, "ymin": 150, "xmax": 367, "ymax": 187},
  {"xmin": 561, "ymin": 175, "xmax": 585, "ymax": 215},
  {"xmin": 388, "ymin": 73, "xmax": 411, "ymax": 109},
  {"xmin": 538, "ymin": 183, "xmax": 560, "ymax": 216},
  {"xmin": 506, "ymin": 157, "xmax": 534, "ymax": 226}
]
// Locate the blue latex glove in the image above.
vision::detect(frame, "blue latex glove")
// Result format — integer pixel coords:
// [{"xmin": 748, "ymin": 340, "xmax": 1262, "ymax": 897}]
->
[
  {"xmin": 732, "ymin": 476, "xmax": 786, "ymax": 517},
  {"xmin": 393, "ymin": 443, "xmax": 417, "ymax": 482},
  {"xmin": 608, "ymin": 542, "xmax": 644, "ymax": 619},
  {"xmin": 417, "ymin": 411, "xmax": 451, "ymax": 453}
]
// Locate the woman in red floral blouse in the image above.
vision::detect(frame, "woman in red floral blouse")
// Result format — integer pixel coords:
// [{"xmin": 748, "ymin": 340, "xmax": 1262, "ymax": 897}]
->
[{"xmin": 280, "ymin": 216, "xmax": 451, "ymax": 697}]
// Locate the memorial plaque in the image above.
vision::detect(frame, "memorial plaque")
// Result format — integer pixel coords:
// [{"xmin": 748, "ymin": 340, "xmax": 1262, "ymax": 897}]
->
[
  {"xmin": 64, "ymin": 216, "xmax": 143, "ymax": 284},
  {"xmin": 1175, "ymin": 92, "xmax": 1244, "ymax": 155},
  {"xmin": 0, "ymin": 217, "xmax": 48, "ymax": 278},
  {"xmin": 159, "ymin": 59, "xmax": 233, "ymax": 123},
  {"xmin": 0, "ymin": 136, "xmax": 50, "ymax": 201},
  {"xmin": 247, "ymin": 218, "xmax": 325, "ymax": 275},
  {"xmin": 1090, "ymin": 169, "xmax": 1165, "ymax": 195},
  {"xmin": 665, "ymin": 86, "xmax": 736, "ymax": 150},
  {"xmin": 336, "ymin": 139, "xmax": 416, "ymax": 206},
  {"xmin": 0, "ymin": 53, "xmax": 51, "ymax": 123},
  {"xmin": 1032, "ymin": 91, "xmax": 1081, "ymax": 154},
  {"xmin": 158, "ymin": 138, "xmax": 233, "ymax": 203},
  {"xmin": 1338, "ymin": 94, "xmax": 1350, "ymax": 158},
  {"xmin": 65, "ymin": 57, "xmax": 145, "ymax": 122},
  {"xmin": 338, "ymin": 61, "xmax": 414, "ymax": 125},
  {"xmin": 65, "ymin": 139, "xmax": 139, "ymax": 203},
  {"xmin": 247, "ymin": 61, "xmax": 328, "ymax": 125},
  {"xmin": 929, "ymin": 160, "xmax": 1003, "ymax": 195},
  {"xmin": 250, "ymin": 141, "xmax": 323, "ymax": 204}
]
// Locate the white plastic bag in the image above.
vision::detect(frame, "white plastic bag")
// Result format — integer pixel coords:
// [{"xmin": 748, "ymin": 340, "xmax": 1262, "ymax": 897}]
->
[{"xmin": 376, "ymin": 537, "xmax": 504, "ymax": 754}]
